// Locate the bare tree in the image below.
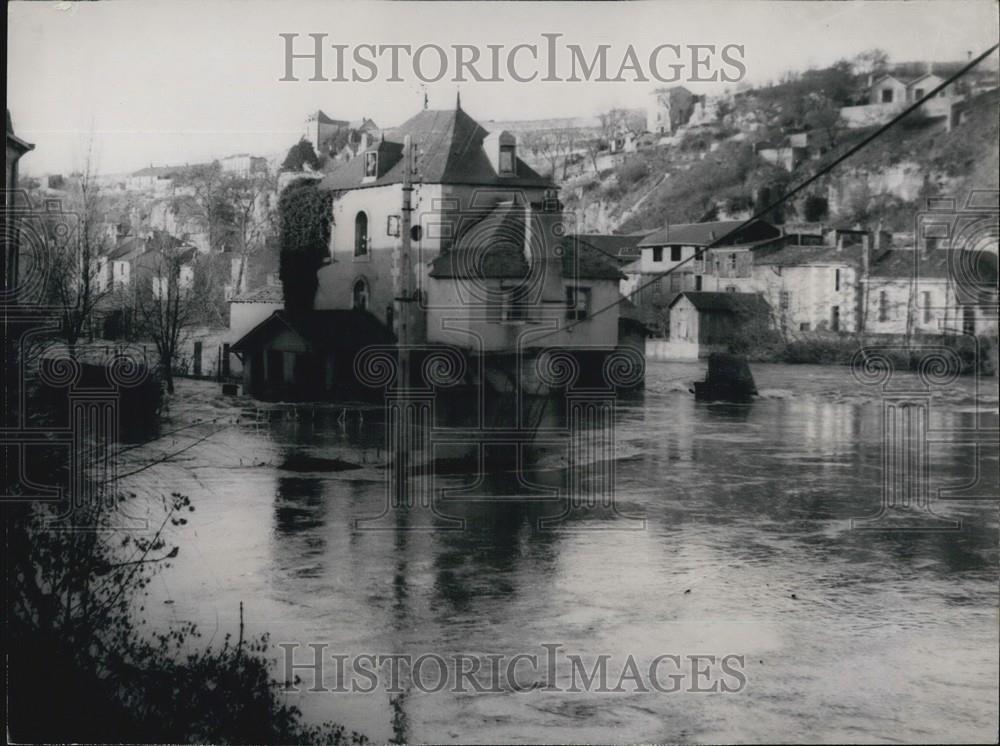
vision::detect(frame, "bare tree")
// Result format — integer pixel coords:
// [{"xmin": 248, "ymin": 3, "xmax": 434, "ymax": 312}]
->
[
  {"xmin": 523, "ymin": 130, "xmax": 575, "ymax": 180},
  {"xmin": 135, "ymin": 247, "xmax": 202, "ymax": 393},
  {"xmin": 221, "ymin": 173, "xmax": 277, "ymax": 296},
  {"xmin": 42, "ymin": 154, "xmax": 112, "ymax": 358}
]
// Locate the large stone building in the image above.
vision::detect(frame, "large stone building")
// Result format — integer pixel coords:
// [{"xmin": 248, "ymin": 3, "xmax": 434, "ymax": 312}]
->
[{"xmin": 234, "ymin": 101, "xmax": 631, "ymax": 399}]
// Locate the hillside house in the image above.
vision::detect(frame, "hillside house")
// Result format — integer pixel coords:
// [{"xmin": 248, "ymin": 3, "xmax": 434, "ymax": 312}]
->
[
  {"xmin": 126, "ymin": 166, "xmax": 178, "ymax": 194},
  {"xmin": 220, "ymin": 154, "xmax": 268, "ymax": 177},
  {"xmin": 842, "ymin": 65, "xmax": 974, "ymax": 129},
  {"xmin": 647, "ymin": 86, "xmax": 697, "ymax": 136},
  {"xmin": 304, "ymin": 110, "xmax": 349, "ymax": 153}
]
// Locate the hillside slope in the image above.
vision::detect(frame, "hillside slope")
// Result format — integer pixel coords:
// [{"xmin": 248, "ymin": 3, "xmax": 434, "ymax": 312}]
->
[{"xmin": 562, "ymin": 88, "xmax": 999, "ymax": 236}]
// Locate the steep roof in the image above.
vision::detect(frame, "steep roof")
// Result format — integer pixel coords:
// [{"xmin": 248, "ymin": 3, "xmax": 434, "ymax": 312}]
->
[
  {"xmin": 314, "ymin": 110, "xmax": 348, "ymax": 125},
  {"xmin": 428, "ymin": 201, "xmax": 531, "ymax": 279},
  {"xmin": 669, "ymin": 291, "xmax": 770, "ymax": 314},
  {"xmin": 427, "ymin": 203, "xmax": 622, "ymax": 281},
  {"xmin": 6, "ymin": 110, "xmax": 34, "ymax": 154},
  {"xmin": 320, "ymin": 107, "xmax": 553, "ymax": 191},
  {"xmin": 230, "ymin": 309, "xmax": 392, "ymax": 353},
  {"xmin": 107, "ymin": 236, "xmax": 146, "ymax": 260},
  {"xmin": 638, "ymin": 219, "xmax": 780, "ymax": 248}
]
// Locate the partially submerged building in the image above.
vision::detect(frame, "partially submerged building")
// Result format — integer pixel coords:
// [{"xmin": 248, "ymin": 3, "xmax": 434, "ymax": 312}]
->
[{"xmin": 233, "ymin": 100, "xmax": 636, "ymax": 400}]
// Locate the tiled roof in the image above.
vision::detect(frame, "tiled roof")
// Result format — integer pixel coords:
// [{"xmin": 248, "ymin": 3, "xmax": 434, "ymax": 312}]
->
[
  {"xmin": 638, "ymin": 219, "xmax": 780, "ymax": 248},
  {"xmin": 561, "ymin": 238, "xmax": 625, "ymax": 281},
  {"xmin": 868, "ymin": 249, "xmax": 998, "ymax": 280},
  {"xmin": 755, "ymin": 244, "xmax": 865, "ymax": 267},
  {"xmin": 320, "ymin": 107, "xmax": 553, "ymax": 191},
  {"xmin": 573, "ymin": 233, "xmax": 646, "ymax": 260},
  {"xmin": 669, "ymin": 291, "xmax": 770, "ymax": 313},
  {"xmin": 230, "ymin": 285, "xmax": 285, "ymax": 304}
]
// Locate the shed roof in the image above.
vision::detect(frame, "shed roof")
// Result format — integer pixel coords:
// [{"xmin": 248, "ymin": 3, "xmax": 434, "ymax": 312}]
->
[{"xmin": 230, "ymin": 309, "xmax": 393, "ymax": 353}]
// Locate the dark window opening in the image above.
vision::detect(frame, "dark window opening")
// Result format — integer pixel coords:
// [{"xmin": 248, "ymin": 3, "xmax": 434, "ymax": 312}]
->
[
  {"xmin": 498, "ymin": 145, "xmax": 515, "ymax": 175},
  {"xmin": 670, "ymin": 245, "xmax": 682, "ymax": 262},
  {"xmin": 652, "ymin": 247, "xmax": 663, "ymax": 263},
  {"xmin": 565, "ymin": 286, "xmax": 591, "ymax": 321},
  {"xmin": 352, "ymin": 279, "xmax": 369, "ymax": 310},
  {"xmin": 364, "ymin": 151, "xmax": 377, "ymax": 178},
  {"xmin": 354, "ymin": 212, "xmax": 368, "ymax": 256}
]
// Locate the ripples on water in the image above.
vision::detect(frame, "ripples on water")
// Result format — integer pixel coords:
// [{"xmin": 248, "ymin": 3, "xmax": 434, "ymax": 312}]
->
[{"xmin": 134, "ymin": 363, "xmax": 999, "ymax": 743}]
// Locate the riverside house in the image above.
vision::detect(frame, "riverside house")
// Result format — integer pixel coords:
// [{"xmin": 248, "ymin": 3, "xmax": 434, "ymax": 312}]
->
[{"xmin": 232, "ymin": 100, "xmax": 632, "ymax": 399}]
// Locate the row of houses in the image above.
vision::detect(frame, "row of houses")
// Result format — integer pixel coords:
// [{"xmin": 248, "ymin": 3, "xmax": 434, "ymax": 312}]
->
[{"xmin": 615, "ymin": 217, "xmax": 998, "ymax": 359}]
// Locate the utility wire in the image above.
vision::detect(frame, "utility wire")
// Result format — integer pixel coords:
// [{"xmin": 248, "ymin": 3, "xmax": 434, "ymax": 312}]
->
[{"xmin": 534, "ymin": 43, "xmax": 1000, "ymax": 344}]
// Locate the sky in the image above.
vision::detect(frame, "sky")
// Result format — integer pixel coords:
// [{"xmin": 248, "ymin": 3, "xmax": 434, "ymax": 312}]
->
[{"xmin": 7, "ymin": 0, "xmax": 999, "ymax": 176}]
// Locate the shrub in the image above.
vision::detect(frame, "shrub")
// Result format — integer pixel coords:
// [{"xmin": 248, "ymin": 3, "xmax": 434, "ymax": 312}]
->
[{"xmin": 615, "ymin": 158, "xmax": 648, "ymax": 187}]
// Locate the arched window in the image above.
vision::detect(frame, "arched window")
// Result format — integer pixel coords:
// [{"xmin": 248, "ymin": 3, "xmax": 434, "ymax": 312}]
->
[
  {"xmin": 352, "ymin": 279, "xmax": 369, "ymax": 311},
  {"xmin": 354, "ymin": 212, "xmax": 368, "ymax": 256}
]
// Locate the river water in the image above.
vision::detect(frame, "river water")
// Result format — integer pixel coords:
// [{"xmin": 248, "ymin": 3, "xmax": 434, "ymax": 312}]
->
[{"xmin": 127, "ymin": 362, "xmax": 999, "ymax": 743}]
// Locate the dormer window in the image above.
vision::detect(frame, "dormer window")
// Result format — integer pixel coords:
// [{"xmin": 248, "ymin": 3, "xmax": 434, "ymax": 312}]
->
[
  {"xmin": 499, "ymin": 145, "xmax": 515, "ymax": 176},
  {"xmin": 364, "ymin": 151, "xmax": 377, "ymax": 178}
]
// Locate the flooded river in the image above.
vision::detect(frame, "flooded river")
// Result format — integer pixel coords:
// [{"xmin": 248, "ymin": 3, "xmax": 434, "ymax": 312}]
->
[{"xmin": 127, "ymin": 362, "xmax": 999, "ymax": 743}]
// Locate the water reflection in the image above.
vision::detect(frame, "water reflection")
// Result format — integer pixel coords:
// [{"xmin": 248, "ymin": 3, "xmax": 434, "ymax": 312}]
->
[{"xmin": 153, "ymin": 363, "xmax": 998, "ymax": 743}]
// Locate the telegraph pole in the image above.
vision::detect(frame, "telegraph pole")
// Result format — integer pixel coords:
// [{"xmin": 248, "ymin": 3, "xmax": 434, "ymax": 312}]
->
[{"xmin": 398, "ymin": 134, "xmax": 415, "ymax": 391}]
